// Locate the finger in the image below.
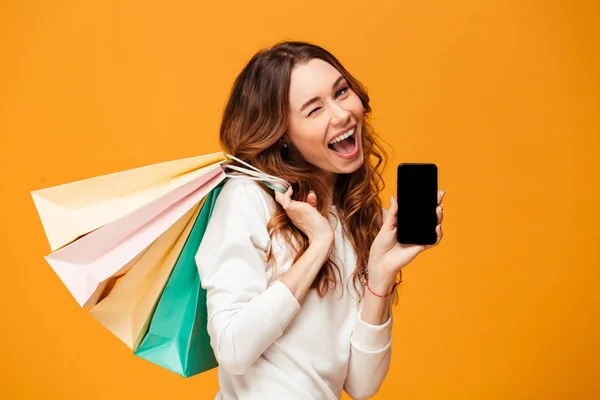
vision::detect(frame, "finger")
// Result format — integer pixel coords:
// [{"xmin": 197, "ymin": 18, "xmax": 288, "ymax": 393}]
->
[
  {"xmin": 284, "ymin": 187, "xmax": 294, "ymax": 208},
  {"xmin": 274, "ymin": 186, "xmax": 291, "ymax": 203},
  {"xmin": 275, "ymin": 190, "xmax": 283, "ymax": 204},
  {"xmin": 425, "ymin": 224, "xmax": 443, "ymax": 249},
  {"xmin": 437, "ymin": 189, "xmax": 446, "ymax": 205},
  {"xmin": 306, "ymin": 190, "xmax": 318, "ymax": 208},
  {"xmin": 384, "ymin": 195, "xmax": 398, "ymax": 229},
  {"xmin": 275, "ymin": 187, "xmax": 293, "ymax": 209},
  {"xmin": 435, "ymin": 224, "xmax": 443, "ymax": 245},
  {"xmin": 437, "ymin": 205, "xmax": 443, "ymax": 224}
]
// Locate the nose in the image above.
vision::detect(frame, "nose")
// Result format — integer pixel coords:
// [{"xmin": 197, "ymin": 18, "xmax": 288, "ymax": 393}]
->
[{"xmin": 328, "ymin": 103, "xmax": 351, "ymax": 127}]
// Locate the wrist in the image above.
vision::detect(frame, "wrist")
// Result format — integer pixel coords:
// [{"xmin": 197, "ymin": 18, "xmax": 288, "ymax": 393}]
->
[
  {"xmin": 308, "ymin": 231, "xmax": 334, "ymax": 246},
  {"xmin": 366, "ymin": 262, "xmax": 400, "ymax": 297},
  {"xmin": 367, "ymin": 260, "xmax": 396, "ymax": 284},
  {"xmin": 308, "ymin": 232, "xmax": 334, "ymax": 255},
  {"xmin": 366, "ymin": 277, "xmax": 397, "ymax": 298}
]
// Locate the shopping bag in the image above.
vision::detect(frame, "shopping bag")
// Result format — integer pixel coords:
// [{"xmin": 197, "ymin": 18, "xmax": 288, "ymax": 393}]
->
[
  {"xmin": 134, "ymin": 183, "xmax": 224, "ymax": 377},
  {"xmin": 31, "ymin": 152, "xmax": 226, "ymax": 252},
  {"xmin": 34, "ymin": 158, "xmax": 226, "ymax": 307},
  {"xmin": 32, "ymin": 152, "xmax": 291, "ymax": 376},
  {"xmin": 88, "ymin": 200, "xmax": 204, "ymax": 350}
]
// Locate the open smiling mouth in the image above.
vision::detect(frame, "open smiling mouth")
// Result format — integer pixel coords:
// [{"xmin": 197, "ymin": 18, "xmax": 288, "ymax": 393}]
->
[{"xmin": 327, "ymin": 128, "xmax": 359, "ymax": 158}]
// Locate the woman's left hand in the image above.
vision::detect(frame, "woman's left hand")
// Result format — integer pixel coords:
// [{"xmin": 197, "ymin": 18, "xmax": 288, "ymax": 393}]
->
[{"xmin": 368, "ymin": 190, "xmax": 446, "ymax": 282}]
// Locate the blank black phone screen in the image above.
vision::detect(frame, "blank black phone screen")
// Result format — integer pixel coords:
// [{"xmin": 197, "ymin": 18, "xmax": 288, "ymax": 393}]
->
[{"xmin": 396, "ymin": 163, "xmax": 438, "ymax": 245}]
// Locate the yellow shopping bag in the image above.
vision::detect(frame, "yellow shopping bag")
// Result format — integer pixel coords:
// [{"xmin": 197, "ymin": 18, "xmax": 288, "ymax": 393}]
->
[{"xmin": 88, "ymin": 201, "xmax": 203, "ymax": 350}]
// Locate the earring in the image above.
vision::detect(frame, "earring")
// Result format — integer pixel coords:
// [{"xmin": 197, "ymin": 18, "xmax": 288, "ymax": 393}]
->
[{"xmin": 282, "ymin": 141, "xmax": 288, "ymax": 148}]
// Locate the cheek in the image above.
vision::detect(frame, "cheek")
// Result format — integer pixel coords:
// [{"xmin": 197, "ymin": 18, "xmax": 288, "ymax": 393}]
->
[
  {"xmin": 349, "ymin": 94, "xmax": 365, "ymax": 116},
  {"xmin": 288, "ymin": 123, "xmax": 329, "ymax": 155}
]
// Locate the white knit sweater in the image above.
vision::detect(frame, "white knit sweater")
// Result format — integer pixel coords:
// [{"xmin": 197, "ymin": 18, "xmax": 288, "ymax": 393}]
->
[{"xmin": 195, "ymin": 178, "xmax": 393, "ymax": 400}]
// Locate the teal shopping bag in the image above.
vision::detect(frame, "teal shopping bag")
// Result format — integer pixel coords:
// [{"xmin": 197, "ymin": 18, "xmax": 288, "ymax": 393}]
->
[{"xmin": 134, "ymin": 183, "xmax": 223, "ymax": 377}]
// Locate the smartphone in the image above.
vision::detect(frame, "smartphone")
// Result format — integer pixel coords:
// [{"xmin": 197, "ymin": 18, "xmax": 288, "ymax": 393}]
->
[{"xmin": 396, "ymin": 163, "xmax": 438, "ymax": 245}]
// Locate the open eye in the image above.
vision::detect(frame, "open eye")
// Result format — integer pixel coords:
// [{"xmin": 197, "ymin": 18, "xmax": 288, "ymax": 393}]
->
[{"xmin": 335, "ymin": 86, "xmax": 349, "ymax": 98}]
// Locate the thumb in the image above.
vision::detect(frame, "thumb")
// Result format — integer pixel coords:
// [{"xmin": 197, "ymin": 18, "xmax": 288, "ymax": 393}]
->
[
  {"xmin": 306, "ymin": 190, "xmax": 318, "ymax": 208},
  {"xmin": 383, "ymin": 195, "xmax": 397, "ymax": 229}
]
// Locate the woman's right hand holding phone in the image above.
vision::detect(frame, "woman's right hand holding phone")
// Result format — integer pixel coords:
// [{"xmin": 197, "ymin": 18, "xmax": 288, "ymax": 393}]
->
[{"xmin": 368, "ymin": 190, "xmax": 446, "ymax": 292}]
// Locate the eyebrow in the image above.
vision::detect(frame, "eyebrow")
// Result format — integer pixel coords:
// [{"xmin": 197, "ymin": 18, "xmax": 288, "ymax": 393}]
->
[{"xmin": 299, "ymin": 75, "xmax": 347, "ymax": 113}]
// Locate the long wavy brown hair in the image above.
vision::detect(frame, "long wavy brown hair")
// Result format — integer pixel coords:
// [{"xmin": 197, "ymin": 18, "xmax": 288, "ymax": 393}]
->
[{"xmin": 219, "ymin": 40, "xmax": 399, "ymax": 301}]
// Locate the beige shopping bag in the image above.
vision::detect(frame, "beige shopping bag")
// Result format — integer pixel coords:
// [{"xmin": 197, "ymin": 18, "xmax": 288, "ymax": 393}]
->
[{"xmin": 31, "ymin": 152, "xmax": 225, "ymax": 252}]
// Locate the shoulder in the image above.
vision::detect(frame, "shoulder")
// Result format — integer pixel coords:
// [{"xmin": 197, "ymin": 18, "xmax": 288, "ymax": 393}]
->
[{"xmin": 197, "ymin": 178, "xmax": 275, "ymax": 258}]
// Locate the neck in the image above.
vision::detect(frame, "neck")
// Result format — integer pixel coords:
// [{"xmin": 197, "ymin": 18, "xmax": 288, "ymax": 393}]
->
[
  {"xmin": 288, "ymin": 150, "xmax": 337, "ymax": 208},
  {"xmin": 287, "ymin": 150, "xmax": 338, "ymax": 208},
  {"xmin": 322, "ymin": 171, "xmax": 337, "ymax": 208}
]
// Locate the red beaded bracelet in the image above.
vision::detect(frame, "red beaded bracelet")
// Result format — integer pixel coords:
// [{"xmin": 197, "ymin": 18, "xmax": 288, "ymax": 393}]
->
[{"xmin": 365, "ymin": 275, "xmax": 402, "ymax": 298}]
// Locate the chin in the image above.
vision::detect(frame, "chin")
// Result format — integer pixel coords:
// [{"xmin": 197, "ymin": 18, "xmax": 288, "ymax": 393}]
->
[{"xmin": 336, "ymin": 153, "xmax": 364, "ymax": 175}]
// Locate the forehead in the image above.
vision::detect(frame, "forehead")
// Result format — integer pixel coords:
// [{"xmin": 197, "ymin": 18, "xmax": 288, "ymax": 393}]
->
[{"xmin": 288, "ymin": 58, "xmax": 343, "ymax": 110}]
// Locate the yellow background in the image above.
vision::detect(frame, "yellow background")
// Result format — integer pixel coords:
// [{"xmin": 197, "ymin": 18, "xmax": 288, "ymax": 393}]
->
[{"xmin": 1, "ymin": 0, "xmax": 598, "ymax": 399}]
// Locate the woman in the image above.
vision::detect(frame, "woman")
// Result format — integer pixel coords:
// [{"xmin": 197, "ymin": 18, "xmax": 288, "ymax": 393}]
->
[{"xmin": 195, "ymin": 41, "xmax": 445, "ymax": 400}]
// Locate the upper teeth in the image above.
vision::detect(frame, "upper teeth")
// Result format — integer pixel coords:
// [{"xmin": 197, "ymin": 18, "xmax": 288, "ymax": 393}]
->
[{"xmin": 329, "ymin": 128, "xmax": 355, "ymax": 145}]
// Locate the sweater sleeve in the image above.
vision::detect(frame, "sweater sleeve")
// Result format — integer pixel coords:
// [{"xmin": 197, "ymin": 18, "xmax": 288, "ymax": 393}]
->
[
  {"xmin": 195, "ymin": 179, "xmax": 302, "ymax": 375},
  {"xmin": 344, "ymin": 309, "xmax": 393, "ymax": 399},
  {"xmin": 344, "ymin": 208, "xmax": 393, "ymax": 399}
]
